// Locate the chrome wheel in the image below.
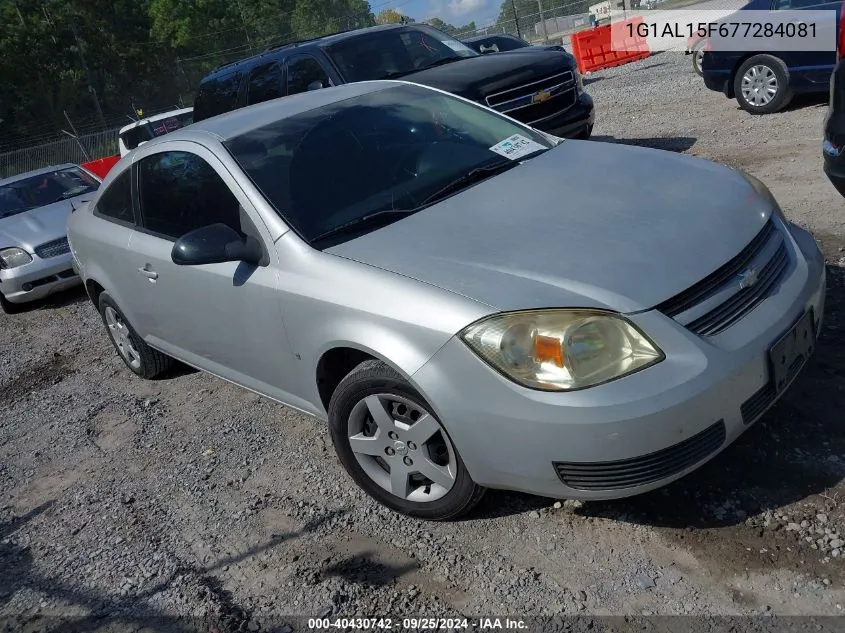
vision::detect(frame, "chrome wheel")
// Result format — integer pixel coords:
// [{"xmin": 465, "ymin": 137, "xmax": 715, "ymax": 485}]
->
[
  {"xmin": 347, "ymin": 394, "xmax": 456, "ymax": 502},
  {"xmin": 740, "ymin": 65, "xmax": 778, "ymax": 107},
  {"xmin": 104, "ymin": 306, "xmax": 141, "ymax": 370}
]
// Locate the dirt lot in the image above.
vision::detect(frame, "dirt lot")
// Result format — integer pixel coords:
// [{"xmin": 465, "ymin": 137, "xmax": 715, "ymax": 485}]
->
[{"xmin": 3, "ymin": 51, "xmax": 845, "ymax": 631}]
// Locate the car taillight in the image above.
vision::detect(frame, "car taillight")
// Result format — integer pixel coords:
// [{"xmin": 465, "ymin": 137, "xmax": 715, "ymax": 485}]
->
[{"xmin": 839, "ymin": 1, "xmax": 845, "ymax": 58}]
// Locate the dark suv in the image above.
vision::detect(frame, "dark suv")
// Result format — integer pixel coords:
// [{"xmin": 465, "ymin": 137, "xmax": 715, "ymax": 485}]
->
[{"xmin": 193, "ymin": 23, "xmax": 594, "ymax": 139}]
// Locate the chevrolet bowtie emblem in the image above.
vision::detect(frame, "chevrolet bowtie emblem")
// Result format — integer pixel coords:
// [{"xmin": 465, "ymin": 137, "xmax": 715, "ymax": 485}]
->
[
  {"xmin": 738, "ymin": 267, "xmax": 759, "ymax": 289},
  {"xmin": 532, "ymin": 90, "xmax": 552, "ymax": 104}
]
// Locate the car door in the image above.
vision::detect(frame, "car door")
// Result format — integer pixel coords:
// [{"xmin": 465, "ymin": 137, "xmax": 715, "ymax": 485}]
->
[
  {"xmin": 126, "ymin": 142, "xmax": 301, "ymax": 402},
  {"xmin": 284, "ymin": 54, "xmax": 336, "ymax": 95},
  {"xmin": 771, "ymin": 0, "xmax": 840, "ymax": 85}
]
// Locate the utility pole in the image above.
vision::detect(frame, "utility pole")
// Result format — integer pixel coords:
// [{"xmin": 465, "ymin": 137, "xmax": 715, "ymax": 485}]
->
[
  {"xmin": 510, "ymin": 0, "xmax": 522, "ymax": 38},
  {"xmin": 537, "ymin": 0, "xmax": 549, "ymax": 43}
]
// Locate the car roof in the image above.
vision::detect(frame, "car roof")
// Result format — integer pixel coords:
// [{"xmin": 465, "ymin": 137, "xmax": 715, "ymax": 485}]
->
[
  {"xmin": 0, "ymin": 163, "xmax": 79, "ymax": 186},
  {"xmin": 118, "ymin": 107, "xmax": 194, "ymax": 135},
  {"xmin": 201, "ymin": 23, "xmax": 432, "ymax": 83},
  {"xmin": 144, "ymin": 81, "xmax": 405, "ymax": 148}
]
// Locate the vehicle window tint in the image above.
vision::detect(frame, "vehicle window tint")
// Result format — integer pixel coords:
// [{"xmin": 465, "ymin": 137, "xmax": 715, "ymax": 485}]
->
[
  {"xmin": 137, "ymin": 151, "xmax": 242, "ymax": 240},
  {"xmin": 773, "ymin": 0, "xmax": 827, "ymax": 7},
  {"xmin": 224, "ymin": 83, "xmax": 552, "ymax": 245},
  {"xmin": 497, "ymin": 36, "xmax": 528, "ymax": 51},
  {"xmin": 327, "ymin": 26, "xmax": 477, "ymax": 82},
  {"xmin": 121, "ymin": 125, "xmax": 151, "ymax": 151},
  {"xmin": 194, "ymin": 72, "xmax": 241, "ymax": 120},
  {"xmin": 94, "ymin": 170, "xmax": 133, "ymax": 224},
  {"xmin": 247, "ymin": 61, "xmax": 285, "ymax": 104},
  {"xmin": 286, "ymin": 57, "xmax": 331, "ymax": 95}
]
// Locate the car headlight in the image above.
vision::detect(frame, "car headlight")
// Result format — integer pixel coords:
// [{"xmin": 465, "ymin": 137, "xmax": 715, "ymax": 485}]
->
[
  {"xmin": 0, "ymin": 247, "xmax": 32, "ymax": 270},
  {"xmin": 460, "ymin": 309, "xmax": 664, "ymax": 392},
  {"xmin": 737, "ymin": 169, "xmax": 787, "ymax": 224}
]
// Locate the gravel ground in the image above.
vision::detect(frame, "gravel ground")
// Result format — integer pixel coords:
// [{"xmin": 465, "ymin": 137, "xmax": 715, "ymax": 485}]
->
[{"xmin": 3, "ymin": 51, "xmax": 845, "ymax": 632}]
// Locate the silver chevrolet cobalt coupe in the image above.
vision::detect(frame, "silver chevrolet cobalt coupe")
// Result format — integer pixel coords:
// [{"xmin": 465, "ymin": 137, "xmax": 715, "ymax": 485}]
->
[{"xmin": 68, "ymin": 81, "xmax": 826, "ymax": 520}]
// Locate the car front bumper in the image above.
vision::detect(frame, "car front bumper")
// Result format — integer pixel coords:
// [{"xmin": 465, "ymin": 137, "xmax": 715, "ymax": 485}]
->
[
  {"xmin": 410, "ymin": 221, "xmax": 826, "ymax": 500},
  {"xmin": 532, "ymin": 92, "xmax": 595, "ymax": 139},
  {"xmin": 0, "ymin": 251, "xmax": 81, "ymax": 304}
]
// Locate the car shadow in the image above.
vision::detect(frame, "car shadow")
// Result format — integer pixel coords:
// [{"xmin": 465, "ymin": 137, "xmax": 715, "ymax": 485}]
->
[
  {"xmin": 471, "ymin": 260, "xmax": 845, "ymax": 527},
  {"xmin": 591, "ymin": 134, "xmax": 697, "ymax": 153}
]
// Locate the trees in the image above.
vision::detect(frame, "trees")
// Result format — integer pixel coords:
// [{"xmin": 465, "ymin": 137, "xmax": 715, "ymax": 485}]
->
[
  {"xmin": 375, "ymin": 8, "xmax": 413, "ymax": 24},
  {"xmin": 0, "ymin": 0, "xmax": 380, "ymax": 146}
]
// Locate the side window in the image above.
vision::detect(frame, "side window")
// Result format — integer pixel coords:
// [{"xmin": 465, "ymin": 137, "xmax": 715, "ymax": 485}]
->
[
  {"xmin": 247, "ymin": 61, "xmax": 285, "ymax": 105},
  {"xmin": 286, "ymin": 57, "xmax": 331, "ymax": 96},
  {"xmin": 137, "ymin": 151, "xmax": 242, "ymax": 241},
  {"xmin": 94, "ymin": 170, "xmax": 133, "ymax": 224}
]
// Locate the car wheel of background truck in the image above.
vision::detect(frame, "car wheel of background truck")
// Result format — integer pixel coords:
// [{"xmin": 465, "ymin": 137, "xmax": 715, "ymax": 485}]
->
[
  {"xmin": 328, "ymin": 359, "xmax": 486, "ymax": 520},
  {"xmin": 692, "ymin": 41, "xmax": 705, "ymax": 76},
  {"xmin": 97, "ymin": 292, "xmax": 174, "ymax": 379},
  {"xmin": 734, "ymin": 55, "xmax": 792, "ymax": 115}
]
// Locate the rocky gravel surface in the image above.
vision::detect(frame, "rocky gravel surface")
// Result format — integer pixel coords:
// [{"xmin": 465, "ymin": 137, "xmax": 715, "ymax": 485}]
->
[{"xmin": 3, "ymin": 51, "xmax": 845, "ymax": 632}]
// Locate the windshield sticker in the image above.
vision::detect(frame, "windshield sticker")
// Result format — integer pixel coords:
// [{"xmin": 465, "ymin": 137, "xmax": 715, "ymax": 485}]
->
[
  {"xmin": 489, "ymin": 134, "xmax": 547, "ymax": 160},
  {"xmin": 441, "ymin": 40, "xmax": 468, "ymax": 51}
]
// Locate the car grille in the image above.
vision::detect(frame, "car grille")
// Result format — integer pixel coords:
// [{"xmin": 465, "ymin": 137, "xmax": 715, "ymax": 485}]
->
[
  {"xmin": 740, "ymin": 383, "xmax": 778, "ymax": 425},
  {"xmin": 34, "ymin": 237, "xmax": 70, "ymax": 259},
  {"xmin": 554, "ymin": 420, "xmax": 726, "ymax": 491},
  {"xmin": 485, "ymin": 71, "xmax": 577, "ymax": 126},
  {"xmin": 655, "ymin": 220, "xmax": 790, "ymax": 336}
]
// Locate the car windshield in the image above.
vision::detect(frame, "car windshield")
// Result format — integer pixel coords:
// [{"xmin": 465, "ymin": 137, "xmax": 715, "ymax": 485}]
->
[
  {"xmin": 0, "ymin": 167, "xmax": 100, "ymax": 219},
  {"xmin": 326, "ymin": 26, "xmax": 478, "ymax": 82},
  {"xmin": 121, "ymin": 111, "xmax": 194, "ymax": 150},
  {"xmin": 224, "ymin": 83, "xmax": 554, "ymax": 246}
]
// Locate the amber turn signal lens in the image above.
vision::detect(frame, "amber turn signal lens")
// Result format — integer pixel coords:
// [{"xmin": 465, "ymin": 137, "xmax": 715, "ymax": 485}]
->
[{"xmin": 534, "ymin": 334, "xmax": 565, "ymax": 367}]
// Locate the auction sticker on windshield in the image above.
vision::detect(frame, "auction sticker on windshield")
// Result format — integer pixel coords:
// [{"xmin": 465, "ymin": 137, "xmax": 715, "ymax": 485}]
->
[{"xmin": 490, "ymin": 134, "xmax": 547, "ymax": 160}]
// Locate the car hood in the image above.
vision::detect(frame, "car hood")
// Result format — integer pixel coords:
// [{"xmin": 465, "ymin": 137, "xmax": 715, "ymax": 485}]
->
[
  {"xmin": 326, "ymin": 141, "xmax": 773, "ymax": 314},
  {"xmin": 401, "ymin": 49, "xmax": 574, "ymax": 102},
  {"xmin": 0, "ymin": 196, "xmax": 91, "ymax": 251}
]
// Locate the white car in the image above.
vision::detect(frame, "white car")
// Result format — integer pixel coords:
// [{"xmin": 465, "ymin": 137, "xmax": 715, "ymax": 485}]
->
[{"xmin": 118, "ymin": 108, "xmax": 194, "ymax": 157}]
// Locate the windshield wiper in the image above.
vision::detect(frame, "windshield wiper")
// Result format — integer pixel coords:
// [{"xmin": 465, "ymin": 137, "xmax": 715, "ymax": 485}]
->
[
  {"xmin": 414, "ymin": 57, "xmax": 461, "ymax": 72},
  {"xmin": 311, "ymin": 209, "xmax": 419, "ymax": 245},
  {"xmin": 420, "ymin": 159, "xmax": 522, "ymax": 207}
]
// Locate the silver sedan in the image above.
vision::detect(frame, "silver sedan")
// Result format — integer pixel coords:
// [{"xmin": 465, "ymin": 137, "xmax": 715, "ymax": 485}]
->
[
  {"xmin": 0, "ymin": 164, "xmax": 99, "ymax": 313},
  {"xmin": 67, "ymin": 81, "xmax": 825, "ymax": 520}
]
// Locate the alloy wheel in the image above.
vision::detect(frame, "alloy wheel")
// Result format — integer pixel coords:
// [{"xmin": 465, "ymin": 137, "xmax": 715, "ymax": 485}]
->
[
  {"xmin": 347, "ymin": 393, "xmax": 457, "ymax": 502},
  {"xmin": 104, "ymin": 306, "xmax": 142, "ymax": 370}
]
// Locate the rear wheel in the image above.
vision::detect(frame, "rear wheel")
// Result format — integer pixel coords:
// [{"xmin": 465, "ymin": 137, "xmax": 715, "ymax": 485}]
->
[
  {"xmin": 734, "ymin": 55, "xmax": 792, "ymax": 114},
  {"xmin": 98, "ymin": 292, "xmax": 174, "ymax": 379},
  {"xmin": 328, "ymin": 359, "xmax": 485, "ymax": 520},
  {"xmin": 691, "ymin": 41, "xmax": 705, "ymax": 76}
]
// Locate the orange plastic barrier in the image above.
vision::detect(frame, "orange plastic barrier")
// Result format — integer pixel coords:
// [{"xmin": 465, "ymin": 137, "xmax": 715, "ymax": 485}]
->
[
  {"xmin": 569, "ymin": 17, "xmax": 650, "ymax": 75},
  {"xmin": 81, "ymin": 154, "xmax": 120, "ymax": 179}
]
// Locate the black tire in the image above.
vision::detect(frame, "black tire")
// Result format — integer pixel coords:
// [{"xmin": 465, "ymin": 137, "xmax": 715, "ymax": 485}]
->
[
  {"xmin": 0, "ymin": 292, "xmax": 25, "ymax": 315},
  {"xmin": 328, "ymin": 359, "xmax": 485, "ymax": 520},
  {"xmin": 734, "ymin": 55, "xmax": 793, "ymax": 115},
  {"xmin": 575, "ymin": 124, "xmax": 593, "ymax": 140},
  {"xmin": 692, "ymin": 41, "xmax": 705, "ymax": 76},
  {"xmin": 97, "ymin": 292, "xmax": 174, "ymax": 379}
]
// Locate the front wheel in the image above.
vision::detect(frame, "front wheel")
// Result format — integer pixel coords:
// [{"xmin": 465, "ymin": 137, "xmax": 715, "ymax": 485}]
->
[
  {"xmin": 328, "ymin": 360, "xmax": 485, "ymax": 520},
  {"xmin": 734, "ymin": 55, "xmax": 793, "ymax": 114}
]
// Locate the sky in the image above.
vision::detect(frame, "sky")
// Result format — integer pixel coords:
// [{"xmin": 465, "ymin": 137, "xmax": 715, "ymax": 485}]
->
[{"xmin": 380, "ymin": 0, "xmax": 501, "ymax": 28}]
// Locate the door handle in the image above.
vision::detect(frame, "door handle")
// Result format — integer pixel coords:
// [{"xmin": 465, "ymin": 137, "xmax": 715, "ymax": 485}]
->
[{"xmin": 138, "ymin": 266, "xmax": 159, "ymax": 280}]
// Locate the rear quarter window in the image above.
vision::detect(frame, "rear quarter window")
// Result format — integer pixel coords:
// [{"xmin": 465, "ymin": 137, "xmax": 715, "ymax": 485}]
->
[{"xmin": 194, "ymin": 72, "xmax": 243, "ymax": 120}]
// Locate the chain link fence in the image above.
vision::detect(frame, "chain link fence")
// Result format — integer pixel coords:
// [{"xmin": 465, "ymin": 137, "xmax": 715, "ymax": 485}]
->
[{"xmin": 0, "ymin": 128, "xmax": 119, "ymax": 180}]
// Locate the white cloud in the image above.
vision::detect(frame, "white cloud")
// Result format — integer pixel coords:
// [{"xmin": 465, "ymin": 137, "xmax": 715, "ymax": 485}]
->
[{"xmin": 427, "ymin": 0, "xmax": 491, "ymax": 20}]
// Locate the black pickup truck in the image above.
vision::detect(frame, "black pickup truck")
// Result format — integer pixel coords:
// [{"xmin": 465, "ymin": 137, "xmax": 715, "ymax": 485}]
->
[{"xmin": 193, "ymin": 23, "xmax": 595, "ymax": 140}]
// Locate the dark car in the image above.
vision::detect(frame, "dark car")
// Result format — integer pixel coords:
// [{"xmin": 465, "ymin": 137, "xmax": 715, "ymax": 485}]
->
[
  {"xmin": 701, "ymin": 0, "xmax": 842, "ymax": 114},
  {"xmin": 194, "ymin": 23, "xmax": 594, "ymax": 140},
  {"xmin": 823, "ymin": 51, "xmax": 845, "ymax": 196},
  {"xmin": 461, "ymin": 33, "xmax": 566, "ymax": 54}
]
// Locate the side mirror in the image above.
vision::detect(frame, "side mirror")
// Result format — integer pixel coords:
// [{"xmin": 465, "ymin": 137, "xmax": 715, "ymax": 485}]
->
[
  {"xmin": 171, "ymin": 223, "xmax": 264, "ymax": 266},
  {"xmin": 307, "ymin": 80, "xmax": 324, "ymax": 91}
]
